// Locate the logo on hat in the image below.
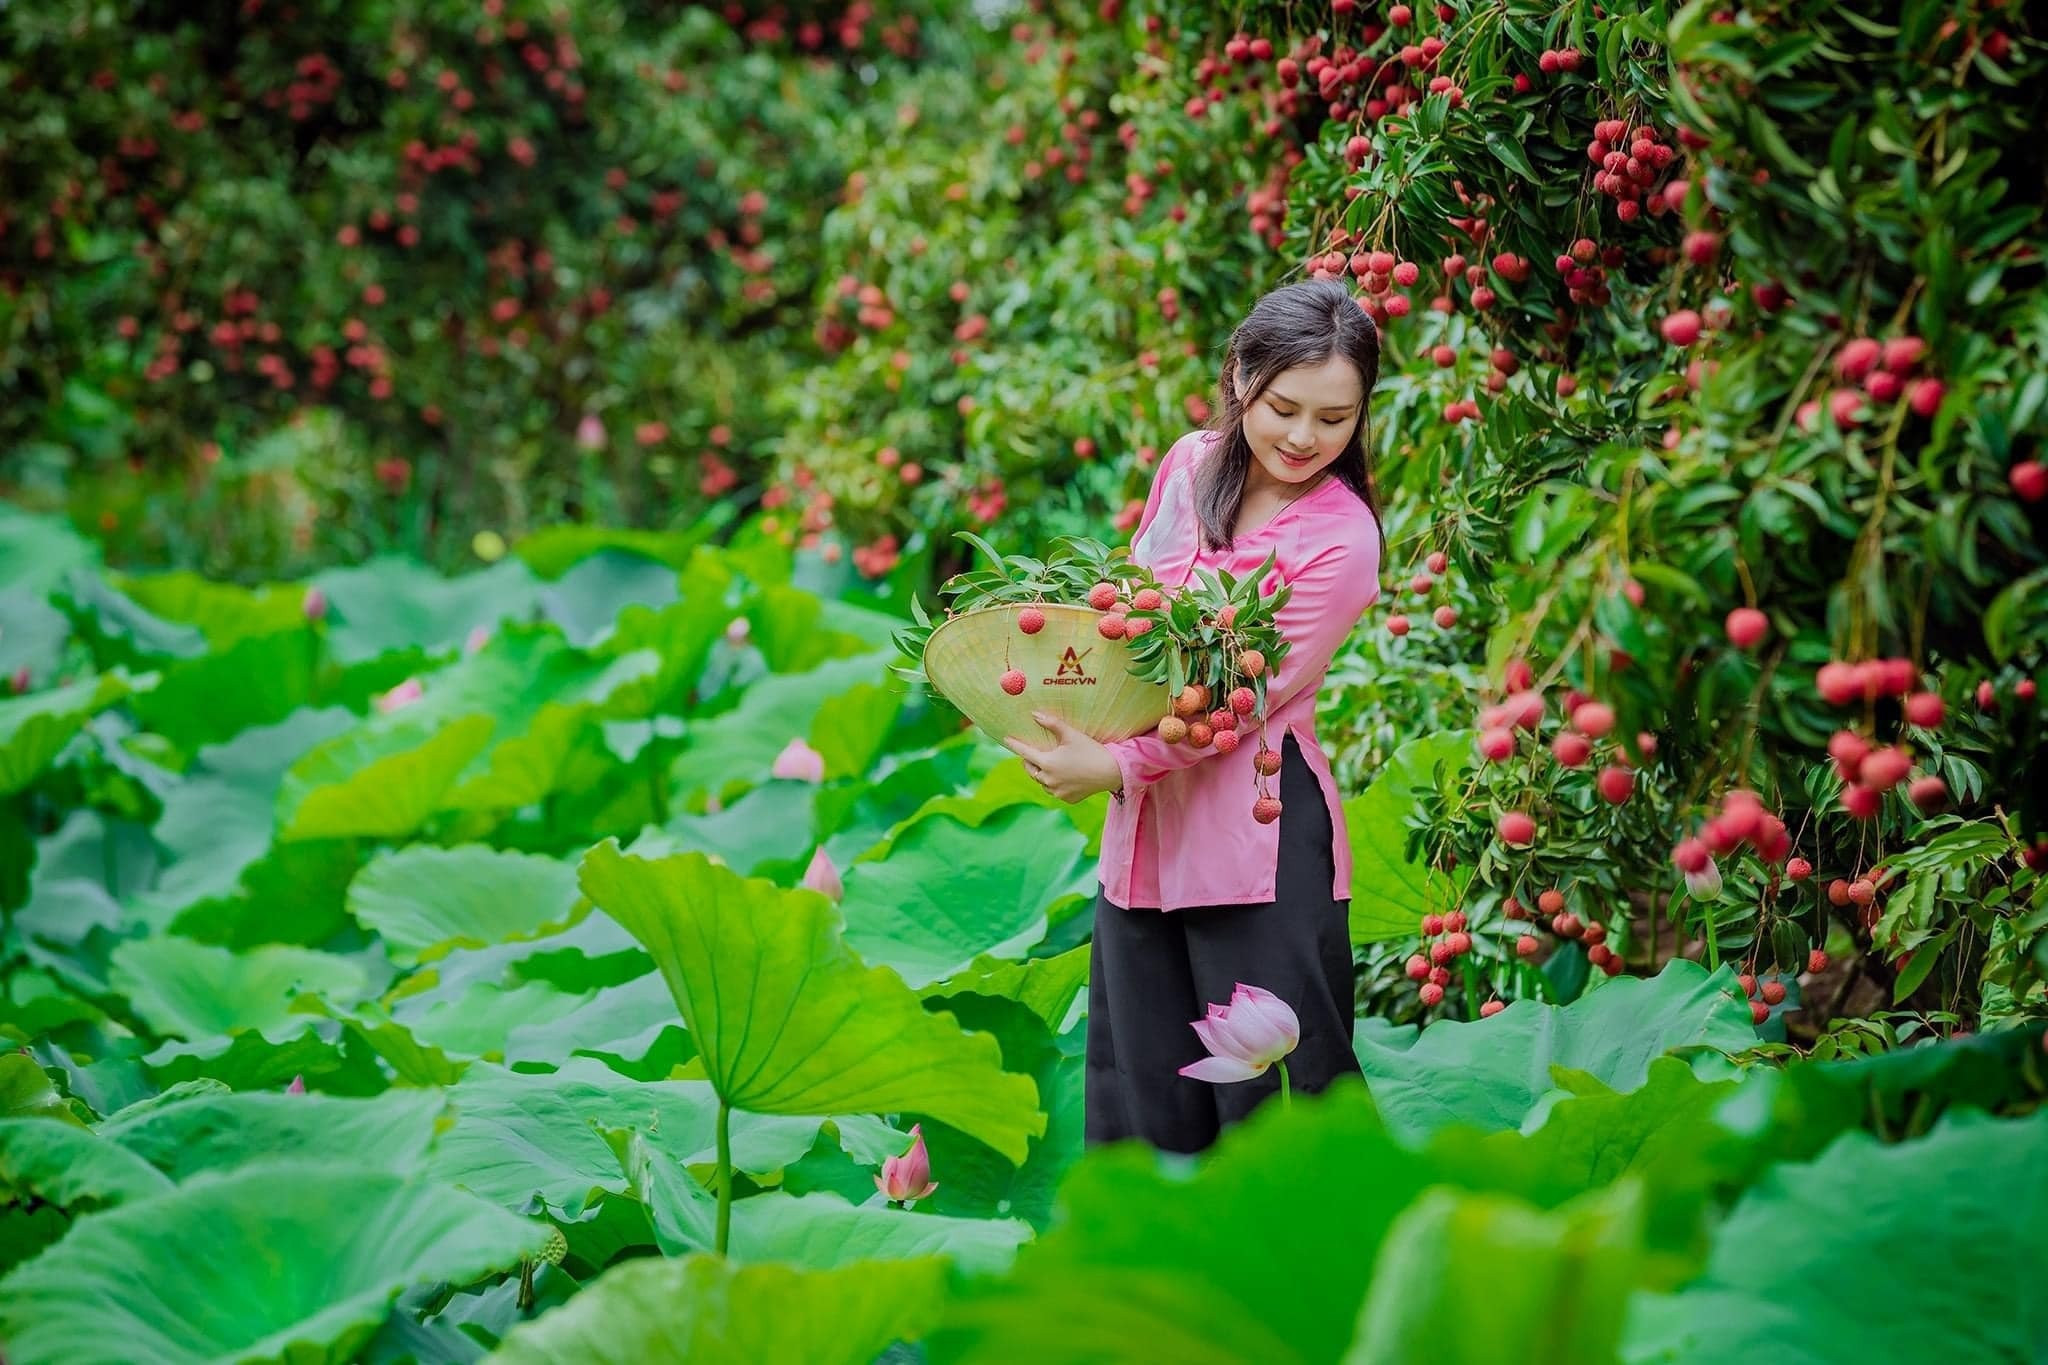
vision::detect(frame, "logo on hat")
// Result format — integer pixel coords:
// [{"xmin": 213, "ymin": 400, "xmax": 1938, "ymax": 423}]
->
[{"xmin": 1045, "ymin": 646, "xmax": 1097, "ymax": 686}]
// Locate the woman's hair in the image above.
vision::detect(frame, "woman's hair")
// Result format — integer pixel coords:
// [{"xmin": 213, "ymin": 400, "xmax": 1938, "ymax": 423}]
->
[{"xmin": 1193, "ymin": 277, "xmax": 1382, "ymax": 552}]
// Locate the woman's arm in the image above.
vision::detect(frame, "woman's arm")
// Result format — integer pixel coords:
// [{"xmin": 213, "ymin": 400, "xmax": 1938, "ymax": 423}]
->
[
  {"xmin": 1128, "ymin": 432, "xmax": 1193, "ymax": 551},
  {"xmin": 1103, "ymin": 523, "xmax": 1382, "ymax": 796}
]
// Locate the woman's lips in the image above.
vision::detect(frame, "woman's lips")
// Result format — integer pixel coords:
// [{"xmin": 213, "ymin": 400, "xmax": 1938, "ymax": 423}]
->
[{"xmin": 1278, "ymin": 448, "xmax": 1315, "ymax": 465}]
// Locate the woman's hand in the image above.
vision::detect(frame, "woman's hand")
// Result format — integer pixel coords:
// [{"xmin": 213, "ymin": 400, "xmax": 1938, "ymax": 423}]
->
[{"xmin": 1002, "ymin": 711, "xmax": 1126, "ymax": 804}]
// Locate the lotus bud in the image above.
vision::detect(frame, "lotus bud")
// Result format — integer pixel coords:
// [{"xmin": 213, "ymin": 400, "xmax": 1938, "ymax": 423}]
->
[
  {"xmin": 875, "ymin": 1123, "xmax": 938, "ymax": 1203},
  {"xmin": 771, "ymin": 737, "xmax": 825, "ymax": 783}
]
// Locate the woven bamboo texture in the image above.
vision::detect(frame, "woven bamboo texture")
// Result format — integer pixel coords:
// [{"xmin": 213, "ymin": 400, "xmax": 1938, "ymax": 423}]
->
[{"xmin": 922, "ymin": 602, "xmax": 1170, "ymax": 744}]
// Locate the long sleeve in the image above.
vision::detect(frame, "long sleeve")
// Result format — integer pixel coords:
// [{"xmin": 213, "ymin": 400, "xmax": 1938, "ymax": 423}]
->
[
  {"xmin": 1104, "ymin": 517, "xmax": 1382, "ymax": 795},
  {"xmin": 1127, "ymin": 433, "xmax": 1189, "ymax": 553}
]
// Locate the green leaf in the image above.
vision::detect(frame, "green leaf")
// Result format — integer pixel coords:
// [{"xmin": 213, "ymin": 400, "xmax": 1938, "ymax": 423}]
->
[
  {"xmin": 310, "ymin": 555, "xmax": 542, "ymax": 666},
  {"xmin": 115, "ymin": 572, "xmax": 309, "ymax": 651},
  {"xmin": 138, "ymin": 707, "xmax": 356, "ymax": 913},
  {"xmin": 426, "ymin": 1062, "xmax": 828, "ymax": 1219},
  {"xmin": 487, "ymin": 1253, "xmax": 948, "ymax": 1365},
  {"xmin": 0, "ymin": 1161, "xmax": 552, "ymax": 1365},
  {"xmin": 0, "ymin": 504, "xmax": 99, "ymax": 598},
  {"xmin": 1346, "ymin": 1181, "xmax": 1648, "ymax": 1365},
  {"xmin": 577, "ymin": 842, "xmax": 1045, "ymax": 1164},
  {"xmin": 839, "ymin": 805, "xmax": 1093, "ymax": 988},
  {"xmin": 641, "ymin": 779, "xmax": 820, "ymax": 876},
  {"xmin": 1485, "ymin": 130, "xmax": 1540, "ymax": 181},
  {"xmin": 534, "ymin": 550, "xmax": 681, "ymax": 649},
  {"xmin": 725, "ymin": 1190, "xmax": 1032, "ymax": 1277},
  {"xmin": 1344, "ymin": 732, "xmax": 1474, "ymax": 942},
  {"xmin": 668, "ymin": 651, "xmax": 896, "ymax": 800},
  {"xmin": 128, "ymin": 628, "xmax": 319, "ymax": 751},
  {"xmin": 1353, "ymin": 961, "xmax": 1756, "ymax": 1143},
  {"xmin": 0, "ymin": 1054, "xmax": 83, "ymax": 1124},
  {"xmin": 1623, "ymin": 1111, "xmax": 2048, "ymax": 1363},
  {"xmin": 923, "ymin": 944, "xmax": 1092, "ymax": 1034},
  {"xmin": 926, "ymin": 1085, "xmax": 1428, "ymax": 1363},
  {"xmin": 56, "ymin": 571, "xmax": 209, "ymax": 663},
  {"xmin": 0, "ymin": 671, "xmax": 153, "ymax": 798},
  {"xmin": 97, "ymin": 1089, "xmax": 446, "ymax": 1184},
  {"xmin": 897, "ymin": 992, "xmax": 1085, "ymax": 1233},
  {"xmin": 346, "ymin": 845, "xmax": 584, "ymax": 965},
  {"xmin": 107, "ymin": 937, "xmax": 371, "ymax": 1040},
  {"xmin": 515, "ymin": 524, "xmax": 728, "ymax": 580},
  {"xmin": 0, "ymin": 589, "xmax": 73, "ymax": 685},
  {"xmin": 0, "ymin": 1119, "xmax": 173, "ymax": 1208},
  {"xmin": 278, "ymin": 713, "xmax": 496, "ymax": 841},
  {"xmin": 810, "ymin": 681, "xmax": 907, "ymax": 782}
]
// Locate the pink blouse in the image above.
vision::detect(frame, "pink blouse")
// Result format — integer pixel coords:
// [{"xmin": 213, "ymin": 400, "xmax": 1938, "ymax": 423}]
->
[{"xmin": 1098, "ymin": 428, "xmax": 1383, "ymax": 911}]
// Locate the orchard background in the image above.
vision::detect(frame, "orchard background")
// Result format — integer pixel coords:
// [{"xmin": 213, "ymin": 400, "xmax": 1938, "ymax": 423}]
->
[{"xmin": 3, "ymin": 1, "xmax": 2046, "ymax": 1361}]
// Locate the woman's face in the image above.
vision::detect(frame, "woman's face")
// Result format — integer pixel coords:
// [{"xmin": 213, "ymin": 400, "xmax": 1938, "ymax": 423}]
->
[{"xmin": 1236, "ymin": 354, "xmax": 1365, "ymax": 492}]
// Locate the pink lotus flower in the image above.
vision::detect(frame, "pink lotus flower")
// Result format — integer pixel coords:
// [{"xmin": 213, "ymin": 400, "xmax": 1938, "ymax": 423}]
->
[
  {"xmin": 464, "ymin": 624, "xmax": 491, "ymax": 655},
  {"xmin": 771, "ymin": 737, "xmax": 825, "ymax": 782},
  {"xmin": 875, "ymin": 1123, "xmax": 937, "ymax": 1204},
  {"xmin": 375, "ymin": 678, "xmax": 424, "ymax": 713},
  {"xmin": 303, "ymin": 587, "xmax": 327, "ymax": 622},
  {"xmin": 285, "ymin": 1075, "xmax": 306, "ymax": 1095},
  {"xmin": 1178, "ymin": 983, "xmax": 1301, "ymax": 1091},
  {"xmin": 800, "ymin": 846, "xmax": 844, "ymax": 902},
  {"xmin": 576, "ymin": 413, "xmax": 607, "ymax": 450}
]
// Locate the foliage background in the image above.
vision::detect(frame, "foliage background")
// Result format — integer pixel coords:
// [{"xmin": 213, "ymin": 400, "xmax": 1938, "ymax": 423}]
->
[{"xmin": 4, "ymin": 0, "xmax": 2048, "ymax": 1354}]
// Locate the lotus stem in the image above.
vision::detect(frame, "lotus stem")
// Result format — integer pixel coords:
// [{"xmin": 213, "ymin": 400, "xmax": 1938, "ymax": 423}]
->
[{"xmin": 716, "ymin": 1097, "xmax": 733, "ymax": 1256}]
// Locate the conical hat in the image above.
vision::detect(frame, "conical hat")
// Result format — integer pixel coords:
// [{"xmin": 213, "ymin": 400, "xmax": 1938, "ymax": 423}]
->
[{"xmin": 922, "ymin": 603, "xmax": 1169, "ymax": 745}]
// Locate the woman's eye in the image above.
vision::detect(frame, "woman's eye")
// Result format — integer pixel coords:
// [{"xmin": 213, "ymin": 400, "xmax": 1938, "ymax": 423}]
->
[{"xmin": 1270, "ymin": 405, "xmax": 1346, "ymax": 425}]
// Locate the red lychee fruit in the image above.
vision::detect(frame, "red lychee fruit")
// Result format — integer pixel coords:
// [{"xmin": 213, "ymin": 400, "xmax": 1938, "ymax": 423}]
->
[
  {"xmin": 1000, "ymin": 669, "xmax": 1027, "ymax": 695},
  {"xmin": 1659, "ymin": 309, "xmax": 1702, "ymax": 346},
  {"xmin": 1252, "ymin": 795, "xmax": 1283, "ymax": 824},
  {"xmin": 1571, "ymin": 701, "xmax": 1616, "ymax": 738},
  {"xmin": 1726, "ymin": 607, "xmax": 1768, "ymax": 650},
  {"xmin": 1017, "ymin": 606, "xmax": 1046, "ymax": 634}
]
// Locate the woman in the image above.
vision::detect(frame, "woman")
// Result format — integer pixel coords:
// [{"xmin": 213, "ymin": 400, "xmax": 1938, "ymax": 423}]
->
[{"xmin": 1004, "ymin": 277, "xmax": 1384, "ymax": 1154}]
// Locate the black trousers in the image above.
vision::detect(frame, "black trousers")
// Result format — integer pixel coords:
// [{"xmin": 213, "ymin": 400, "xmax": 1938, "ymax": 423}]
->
[{"xmin": 1084, "ymin": 732, "xmax": 1363, "ymax": 1154}]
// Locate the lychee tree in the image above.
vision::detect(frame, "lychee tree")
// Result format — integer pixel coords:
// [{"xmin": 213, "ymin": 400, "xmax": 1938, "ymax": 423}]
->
[
  {"xmin": 1114, "ymin": 0, "xmax": 2046, "ymax": 1030},
  {"xmin": 0, "ymin": 0, "xmax": 934, "ymax": 569}
]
